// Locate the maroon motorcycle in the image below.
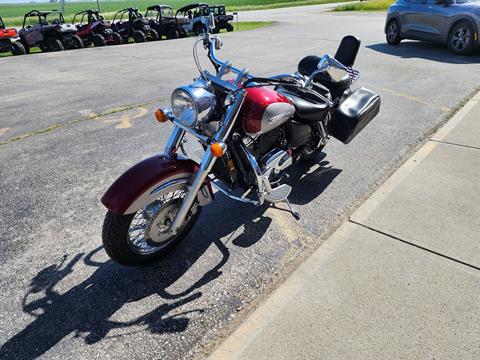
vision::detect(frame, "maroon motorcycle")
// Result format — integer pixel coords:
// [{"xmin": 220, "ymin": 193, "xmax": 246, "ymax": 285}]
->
[{"xmin": 101, "ymin": 18, "xmax": 381, "ymax": 266}]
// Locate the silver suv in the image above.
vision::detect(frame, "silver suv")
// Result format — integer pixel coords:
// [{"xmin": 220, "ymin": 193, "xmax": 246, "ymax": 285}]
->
[{"xmin": 385, "ymin": 0, "xmax": 480, "ymax": 54}]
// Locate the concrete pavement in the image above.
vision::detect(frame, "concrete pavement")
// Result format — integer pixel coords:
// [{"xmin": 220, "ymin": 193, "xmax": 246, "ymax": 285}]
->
[{"xmin": 209, "ymin": 92, "xmax": 480, "ymax": 359}]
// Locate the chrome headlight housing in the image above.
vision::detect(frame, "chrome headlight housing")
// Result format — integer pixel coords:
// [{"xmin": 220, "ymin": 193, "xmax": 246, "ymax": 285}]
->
[{"xmin": 171, "ymin": 81, "xmax": 216, "ymax": 128}]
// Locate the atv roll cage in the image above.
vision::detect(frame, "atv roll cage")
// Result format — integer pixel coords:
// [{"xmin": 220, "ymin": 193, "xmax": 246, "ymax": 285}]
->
[
  {"xmin": 145, "ymin": 5, "xmax": 175, "ymax": 21},
  {"xmin": 113, "ymin": 8, "xmax": 143, "ymax": 23},
  {"xmin": 22, "ymin": 10, "xmax": 65, "ymax": 28},
  {"xmin": 73, "ymin": 10, "xmax": 104, "ymax": 25},
  {"xmin": 0, "ymin": 16, "xmax": 5, "ymax": 30},
  {"xmin": 175, "ymin": 3, "xmax": 209, "ymax": 19}
]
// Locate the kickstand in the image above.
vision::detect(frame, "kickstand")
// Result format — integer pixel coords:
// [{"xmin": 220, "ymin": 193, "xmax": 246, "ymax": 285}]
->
[{"xmin": 284, "ymin": 198, "xmax": 300, "ymax": 220}]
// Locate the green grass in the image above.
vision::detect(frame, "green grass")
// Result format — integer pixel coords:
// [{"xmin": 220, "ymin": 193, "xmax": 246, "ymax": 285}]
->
[
  {"xmin": 1, "ymin": 0, "xmax": 351, "ymax": 27},
  {"xmin": 333, "ymin": 0, "xmax": 394, "ymax": 11}
]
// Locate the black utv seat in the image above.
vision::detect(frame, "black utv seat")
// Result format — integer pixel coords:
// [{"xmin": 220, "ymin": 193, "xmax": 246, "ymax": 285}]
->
[{"xmin": 278, "ymin": 89, "xmax": 329, "ymax": 123}]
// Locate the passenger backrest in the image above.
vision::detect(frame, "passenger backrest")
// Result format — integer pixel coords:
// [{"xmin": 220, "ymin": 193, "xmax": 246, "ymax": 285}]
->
[{"xmin": 334, "ymin": 35, "xmax": 361, "ymax": 67}]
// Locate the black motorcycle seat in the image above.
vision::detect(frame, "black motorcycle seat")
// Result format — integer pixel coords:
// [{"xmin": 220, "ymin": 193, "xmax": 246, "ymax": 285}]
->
[
  {"xmin": 298, "ymin": 55, "xmax": 351, "ymax": 99},
  {"xmin": 278, "ymin": 89, "xmax": 329, "ymax": 123}
]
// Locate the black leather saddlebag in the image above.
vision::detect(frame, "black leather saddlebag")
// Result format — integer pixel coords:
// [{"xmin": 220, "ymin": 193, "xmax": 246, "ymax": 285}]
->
[{"xmin": 328, "ymin": 87, "xmax": 380, "ymax": 144}]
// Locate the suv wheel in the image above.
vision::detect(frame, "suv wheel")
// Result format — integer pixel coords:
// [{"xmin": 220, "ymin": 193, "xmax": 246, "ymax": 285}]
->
[
  {"xmin": 448, "ymin": 21, "xmax": 474, "ymax": 55},
  {"xmin": 386, "ymin": 19, "xmax": 401, "ymax": 45},
  {"xmin": 47, "ymin": 38, "xmax": 64, "ymax": 52},
  {"xmin": 11, "ymin": 41, "xmax": 26, "ymax": 56},
  {"xmin": 133, "ymin": 30, "xmax": 146, "ymax": 43},
  {"xmin": 93, "ymin": 34, "xmax": 106, "ymax": 47}
]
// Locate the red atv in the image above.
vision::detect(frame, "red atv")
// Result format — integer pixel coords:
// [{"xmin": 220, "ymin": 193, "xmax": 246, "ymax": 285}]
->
[
  {"xmin": 73, "ymin": 10, "xmax": 122, "ymax": 47},
  {"xmin": 0, "ymin": 16, "xmax": 26, "ymax": 55}
]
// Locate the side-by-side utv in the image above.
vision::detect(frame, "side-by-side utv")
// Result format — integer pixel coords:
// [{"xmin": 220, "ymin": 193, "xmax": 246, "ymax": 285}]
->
[
  {"xmin": 18, "ymin": 10, "xmax": 83, "ymax": 52},
  {"xmin": 0, "ymin": 16, "xmax": 26, "ymax": 55},
  {"xmin": 111, "ymin": 8, "xmax": 159, "ymax": 43},
  {"xmin": 73, "ymin": 9, "xmax": 122, "ymax": 47},
  {"xmin": 145, "ymin": 5, "xmax": 188, "ymax": 39}
]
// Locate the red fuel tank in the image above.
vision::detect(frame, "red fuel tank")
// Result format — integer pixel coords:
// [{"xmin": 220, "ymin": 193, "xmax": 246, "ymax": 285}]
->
[{"xmin": 240, "ymin": 87, "xmax": 295, "ymax": 136}]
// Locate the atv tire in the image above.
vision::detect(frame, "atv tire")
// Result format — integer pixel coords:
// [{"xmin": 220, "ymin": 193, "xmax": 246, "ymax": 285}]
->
[
  {"xmin": 166, "ymin": 29, "xmax": 179, "ymax": 40},
  {"xmin": 71, "ymin": 35, "xmax": 84, "ymax": 49},
  {"xmin": 93, "ymin": 34, "xmax": 106, "ymax": 47},
  {"xmin": 146, "ymin": 29, "xmax": 159, "ymax": 41},
  {"xmin": 133, "ymin": 30, "xmax": 146, "ymax": 43},
  {"xmin": 20, "ymin": 38, "xmax": 30, "ymax": 54},
  {"xmin": 112, "ymin": 32, "xmax": 123, "ymax": 45},
  {"xmin": 11, "ymin": 41, "xmax": 26, "ymax": 56},
  {"xmin": 47, "ymin": 38, "xmax": 64, "ymax": 52},
  {"xmin": 226, "ymin": 23, "xmax": 234, "ymax": 32}
]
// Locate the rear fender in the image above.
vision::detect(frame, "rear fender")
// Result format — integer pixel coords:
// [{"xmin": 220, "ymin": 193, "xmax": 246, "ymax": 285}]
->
[{"xmin": 101, "ymin": 154, "xmax": 213, "ymax": 215}]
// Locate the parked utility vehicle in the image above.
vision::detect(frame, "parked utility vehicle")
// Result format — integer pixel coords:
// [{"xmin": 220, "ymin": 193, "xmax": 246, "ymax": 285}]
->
[
  {"xmin": 18, "ymin": 10, "xmax": 83, "ymax": 52},
  {"xmin": 175, "ymin": 3, "xmax": 211, "ymax": 36},
  {"xmin": 0, "ymin": 16, "xmax": 26, "ymax": 55},
  {"xmin": 209, "ymin": 5, "xmax": 234, "ymax": 33},
  {"xmin": 145, "ymin": 5, "xmax": 188, "ymax": 39},
  {"xmin": 73, "ymin": 10, "xmax": 122, "ymax": 47},
  {"xmin": 111, "ymin": 8, "xmax": 159, "ymax": 43}
]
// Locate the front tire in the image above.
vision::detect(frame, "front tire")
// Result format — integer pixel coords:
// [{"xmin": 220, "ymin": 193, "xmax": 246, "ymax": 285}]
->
[
  {"xmin": 112, "ymin": 32, "xmax": 123, "ymax": 45},
  {"xmin": 71, "ymin": 35, "xmax": 84, "ymax": 49},
  {"xmin": 448, "ymin": 21, "xmax": 474, "ymax": 55},
  {"xmin": 226, "ymin": 23, "xmax": 234, "ymax": 32},
  {"xmin": 133, "ymin": 30, "xmax": 146, "ymax": 43},
  {"xmin": 102, "ymin": 193, "xmax": 201, "ymax": 266},
  {"xmin": 11, "ymin": 41, "xmax": 26, "ymax": 56},
  {"xmin": 47, "ymin": 38, "xmax": 64, "ymax": 52},
  {"xmin": 93, "ymin": 33, "xmax": 106, "ymax": 47},
  {"xmin": 386, "ymin": 19, "xmax": 401, "ymax": 45},
  {"xmin": 146, "ymin": 29, "xmax": 159, "ymax": 41}
]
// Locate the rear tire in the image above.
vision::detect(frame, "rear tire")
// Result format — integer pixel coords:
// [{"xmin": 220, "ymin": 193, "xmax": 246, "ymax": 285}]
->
[
  {"xmin": 47, "ymin": 38, "xmax": 64, "ymax": 52},
  {"xmin": 226, "ymin": 23, "xmax": 234, "ymax": 32},
  {"xmin": 133, "ymin": 30, "xmax": 146, "ymax": 43},
  {"xmin": 386, "ymin": 19, "xmax": 401, "ymax": 45},
  {"xmin": 11, "ymin": 41, "xmax": 26, "ymax": 56},
  {"xmin": 93, "ymin": 34, "xmax": 106, "ymax": 47},
  {"xmin": 112, "ymin": 32, "xmax": 123, "ymax": 45},
  {"xmin": 448, "ymin": 21, "xmax": 474, "ymax": 55}
]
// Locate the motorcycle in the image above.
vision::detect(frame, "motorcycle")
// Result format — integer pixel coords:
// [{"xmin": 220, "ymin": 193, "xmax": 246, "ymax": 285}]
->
[{"xmin": 101, "ymin": 16, "xmax": 381, "ymax": 266}]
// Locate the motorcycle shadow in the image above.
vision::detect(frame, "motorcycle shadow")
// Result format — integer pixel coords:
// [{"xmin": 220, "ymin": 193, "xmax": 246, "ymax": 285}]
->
[
  {"xmin": 0, "ymin": 153, "xmax": 339, "ymax": 359},
  {"xmin": 287, "ymin": 152, "xmax": 342, "ymax": 206}
]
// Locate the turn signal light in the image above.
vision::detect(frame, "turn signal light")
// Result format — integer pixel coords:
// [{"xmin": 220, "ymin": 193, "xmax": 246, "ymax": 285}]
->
[
  {"xmin": 155, "ymin": 109, "xmax": 168, "ymax": 123},
  {"xmin": 210, "ymin": 142, "xmax": 225, "ymax": 158}
]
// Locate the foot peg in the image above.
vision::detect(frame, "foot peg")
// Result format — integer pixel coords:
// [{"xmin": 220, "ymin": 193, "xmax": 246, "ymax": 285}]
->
[{"xmin": 264, "ymin": 184, "xmax": 291, "ymax": 203}]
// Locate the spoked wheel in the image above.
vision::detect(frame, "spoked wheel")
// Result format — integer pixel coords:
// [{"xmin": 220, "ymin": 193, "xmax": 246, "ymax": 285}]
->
[
  {"xmin": 448, "ymin": 21, "xmax": 474, "ymax": 55},
  {"xmin": 386, "ymin": 19, "xmax": 401, "ymax": 45},
  {"xmin": 102, "ymin": 189, "xmax": 201, "ymax": 266}
]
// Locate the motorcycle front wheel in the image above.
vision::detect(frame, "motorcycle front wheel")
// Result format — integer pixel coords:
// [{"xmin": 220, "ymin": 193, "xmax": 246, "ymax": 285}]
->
[{"xmin": 102, "ymin": 189, "xmax": 201, "ymax": 266}]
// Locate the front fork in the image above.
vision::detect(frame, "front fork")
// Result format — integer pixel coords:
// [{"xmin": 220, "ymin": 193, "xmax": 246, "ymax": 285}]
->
[{"xmin": 167, "ymin": 90, "xmax": 246, "ymax": 235}]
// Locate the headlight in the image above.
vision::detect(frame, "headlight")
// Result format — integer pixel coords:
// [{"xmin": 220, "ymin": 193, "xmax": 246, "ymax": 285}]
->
[{"xmin": 171, "ymin": 81, "xmax": 216, "ymax": 127}]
